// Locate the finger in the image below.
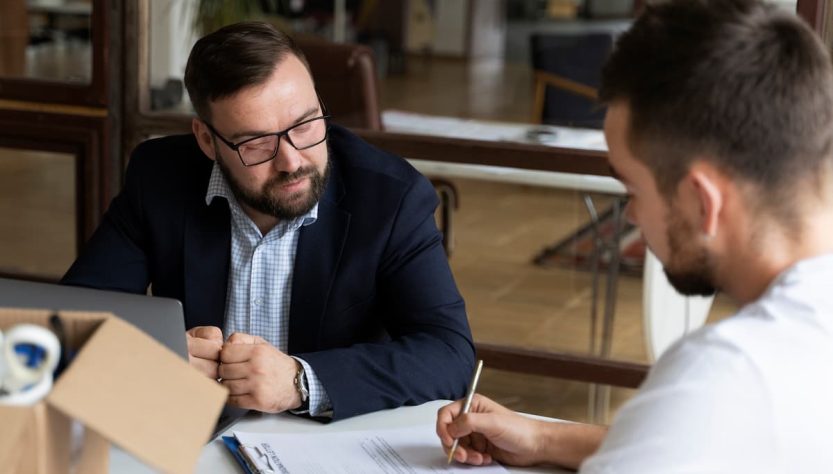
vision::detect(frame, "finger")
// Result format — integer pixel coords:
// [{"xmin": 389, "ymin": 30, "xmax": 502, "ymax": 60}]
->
[
  {"xmin": 188, "ymin": 326, "xmax": 223, "ymax": 342},
  {"xmin": 453, "ymin": 445, "xmax": 486, "ymax": 466},
  {"xmin": 464, "ymin": 447, "xmax": 489, "ymax": 466},
  {"xmin": 220, "ymin": 342, "xmax": 254, "ymax": 363},
  {"xmin": 437, "ymin": 400, "xmax": 465, "ymax": 423},
  {"xmin": 217, "ymin": 361, "xmax": 249, "ymax": 380},
  {"xmin": 449, "ymin": 412, "xmax": 498, "ymax": 440},
  {"xmin": 470, "ymin": 432, "xmax": 488, "ymax": 454},
  {"xmin": 456, "ymin": 435, "xmax": 472, "ymax": 456},
  {"xmin": 481, "ymin": 447, "xmax": 494, "ymax": 465},
  {"xmin": 227, "ymin": 394, "xmax": 256, "ymax": 410},
  {"xmin": 188, "ymin": 337, "xmax": 222, "ymax": 360},
  {"xmin": 189, "ymin": 356, "xmax": 219, "ymax": 379},
  {"xmin": 221, "ymin": 378, "xmax": 251, "ymax": 396},
  {"xmin": 436, "ymin": 401, "xmax": 465, "ymax": 445},
  {"xmin": 226, "ymin": 332, "xmax": 268, "ymax": 345},
  {"xmin": 471, "ymin": 393, "xmax": 511, "ymax": 416},
  {"xmin": 447, "ymin": 415, "xmax": 475, "ymax": 440}
]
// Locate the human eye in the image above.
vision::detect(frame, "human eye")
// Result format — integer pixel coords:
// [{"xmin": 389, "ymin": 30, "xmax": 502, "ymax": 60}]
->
[
  {"xmin": 292, "ymin": 122, "xmax": 313, "ymax": 134},
  {"xmin": 241, "ymin": 135, "xmax": 274, "ymax": 149}
]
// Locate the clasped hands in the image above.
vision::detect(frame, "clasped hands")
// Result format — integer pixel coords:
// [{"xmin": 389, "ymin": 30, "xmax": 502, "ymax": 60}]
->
[{"xmin": 186, "ymin": 326, "xmax": 302, "ymax": 413}]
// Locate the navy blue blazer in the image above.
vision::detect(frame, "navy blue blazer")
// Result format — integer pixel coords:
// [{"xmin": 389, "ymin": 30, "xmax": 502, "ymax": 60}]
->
[{"xmin": 62, "ymin": 125, "xmax": 475, "ymax": 420}]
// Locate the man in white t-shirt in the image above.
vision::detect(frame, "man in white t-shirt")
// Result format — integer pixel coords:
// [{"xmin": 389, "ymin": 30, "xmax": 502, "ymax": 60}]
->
[{"xmin": 436, "ymin": 0, "xmax": 833, "ymax": 472}]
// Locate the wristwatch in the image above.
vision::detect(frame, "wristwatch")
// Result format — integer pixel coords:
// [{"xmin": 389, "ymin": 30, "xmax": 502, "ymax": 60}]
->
[{"xmin": 293, "ymin": 362, "xmax": 310, "ymax": 407}]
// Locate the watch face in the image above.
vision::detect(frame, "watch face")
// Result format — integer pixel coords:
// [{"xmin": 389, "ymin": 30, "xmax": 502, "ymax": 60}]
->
[{"xmin": 295, "ymin": 367, "xmax": 309, "ymax": 402}]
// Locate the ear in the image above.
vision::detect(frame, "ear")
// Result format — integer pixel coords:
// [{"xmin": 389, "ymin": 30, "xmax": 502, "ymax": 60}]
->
[
  {"xmin": 687, "ymin": 163, "xmax": 724, "ymax": 238},
  {"xmin": 192, "ymin": 118, "xmax": 217, "ymax": 161}
]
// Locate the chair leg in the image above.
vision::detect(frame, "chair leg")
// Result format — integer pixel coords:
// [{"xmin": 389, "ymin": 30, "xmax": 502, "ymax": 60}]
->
[{"xmin": 429, "ymin": 178, "xmax": 459, "ymax": 257}]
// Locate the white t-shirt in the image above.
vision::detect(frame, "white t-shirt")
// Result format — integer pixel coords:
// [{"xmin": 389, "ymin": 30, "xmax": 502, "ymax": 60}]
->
[{"xmin": 581, "ymin": 254, "xmax": 833, "ymax": 473}]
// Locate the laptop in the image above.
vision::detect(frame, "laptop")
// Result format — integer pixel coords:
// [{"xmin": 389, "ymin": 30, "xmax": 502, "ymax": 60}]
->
[
  {"xmin": 0, "ymin": 277, "xmax": 246, "ymax": 436},
  {"xmin": 0, "ymin": 277, "xmax": 188, "ymax": 358}
]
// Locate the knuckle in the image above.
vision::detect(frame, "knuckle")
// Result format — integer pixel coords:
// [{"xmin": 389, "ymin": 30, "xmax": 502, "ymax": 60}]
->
[{"xmin": 250, "ymin": 359, "xmax": 266, "ymax": 375}]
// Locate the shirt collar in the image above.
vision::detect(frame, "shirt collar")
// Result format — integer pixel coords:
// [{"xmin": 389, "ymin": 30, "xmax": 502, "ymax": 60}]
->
[
  {"xmin": 204, "ymin": 162, "xmax": 319, "ymax": 232},
  {"xmin": 205, "ymin": 161, "xmax": 232, "ymax": 206}
]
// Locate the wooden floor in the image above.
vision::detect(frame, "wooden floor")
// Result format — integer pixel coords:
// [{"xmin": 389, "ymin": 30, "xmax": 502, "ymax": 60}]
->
[{"xmin": 0, "ymin": 55, "xmax": 740, "ymax": 424}]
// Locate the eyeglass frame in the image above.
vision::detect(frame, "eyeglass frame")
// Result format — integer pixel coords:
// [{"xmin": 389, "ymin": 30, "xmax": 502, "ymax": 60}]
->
[{"xmin": 203, "ymin": 99, "xmax": 331, "ymax": 167}]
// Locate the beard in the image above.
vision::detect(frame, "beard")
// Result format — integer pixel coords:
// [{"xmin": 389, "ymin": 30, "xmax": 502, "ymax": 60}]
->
[
  {"xmin": 662, "ymin": 209, "xmax": 717, "ymax": 297},
  {"xmin": 216, "ymin": 143, "xmax": 331, "ymax": 220}
]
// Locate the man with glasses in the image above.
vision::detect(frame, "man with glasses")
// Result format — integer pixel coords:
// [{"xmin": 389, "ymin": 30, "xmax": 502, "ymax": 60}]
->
[{"xmin": 63, "ymin": 21, "xmax": 475, "ymax": 420}]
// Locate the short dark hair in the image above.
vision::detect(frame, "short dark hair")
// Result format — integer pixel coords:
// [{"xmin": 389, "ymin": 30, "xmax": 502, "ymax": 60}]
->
[
  {"xmin": 184, "ymin": 21, "xmax": 310, "ymax": 120},
  {"xmin": 601, "ymin": 0, "xmax": 833, "ymax": 215}
]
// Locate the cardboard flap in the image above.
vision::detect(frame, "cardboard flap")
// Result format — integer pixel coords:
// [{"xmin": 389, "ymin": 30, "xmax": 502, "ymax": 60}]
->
[
  {"xmin": 0, "ymin": 407, "xmax": 33, "ymax": 471},
  {"xmin": 47, "ymin": 317, "xmax": 227, "ymax": 474}
]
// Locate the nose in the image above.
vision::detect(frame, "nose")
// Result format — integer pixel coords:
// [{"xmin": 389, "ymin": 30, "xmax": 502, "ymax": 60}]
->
[{"xmin": 270, "ymin": 138, "xmax": 304, "ymax": 174}]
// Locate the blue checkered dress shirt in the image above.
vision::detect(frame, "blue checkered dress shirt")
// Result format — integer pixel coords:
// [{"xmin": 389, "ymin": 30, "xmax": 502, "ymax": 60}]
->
[{"xmin": 205, "ymin": 163, "xmax": 331, "ymax": 416}]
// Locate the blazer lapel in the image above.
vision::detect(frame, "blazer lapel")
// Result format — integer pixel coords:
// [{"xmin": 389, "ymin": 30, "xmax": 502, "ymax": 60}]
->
[
  {"xmin": 183, "ymin": 199, "xmax": 231, "ymax": 330},
  {"xmin": 288, "ymin": 167, "xmax": 350, "ymax": 354}
]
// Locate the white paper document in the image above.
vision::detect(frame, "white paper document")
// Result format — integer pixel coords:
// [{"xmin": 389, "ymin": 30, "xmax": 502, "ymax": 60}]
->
[{"xmin": 233, "ymin": 425, "xmax": 509, "ymax": 474}]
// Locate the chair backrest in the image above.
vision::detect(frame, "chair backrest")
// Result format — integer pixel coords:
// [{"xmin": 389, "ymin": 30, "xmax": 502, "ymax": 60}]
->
[
  {"xmin": 295, "ymin": 36, "xmax": 383, "ymax": 131},
  {"xmin": 530, "ymin": 32, "xmax": 614, "ymax": 129}
]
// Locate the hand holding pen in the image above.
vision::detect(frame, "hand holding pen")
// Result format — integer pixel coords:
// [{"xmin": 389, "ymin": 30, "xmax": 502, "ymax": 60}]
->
[{"xmin": 436, "ymin": 361, "xmax": 557, "ymax": 467}]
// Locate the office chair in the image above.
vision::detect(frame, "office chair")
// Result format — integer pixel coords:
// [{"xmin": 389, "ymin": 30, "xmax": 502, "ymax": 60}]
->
[
  {"xmin": 295, "ymin": 35, "xmax": 457, "ymax": 255},
  {"xmin": 529, "ymin": 32, "xmax": 614, "ymax": 129},
  {"xmin": 295, "ymin": 35, "xmax": 383, "ymax": 130}
]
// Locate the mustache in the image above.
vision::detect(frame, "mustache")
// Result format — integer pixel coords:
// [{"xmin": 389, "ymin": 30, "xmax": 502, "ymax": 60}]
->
[{"xmin": 271, "ymin": 166, "xmax": 316, "ymax": 185}]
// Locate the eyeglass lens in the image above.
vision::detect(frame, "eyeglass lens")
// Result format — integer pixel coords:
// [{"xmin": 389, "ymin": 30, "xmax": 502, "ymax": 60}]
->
[{"xmin": 238, "ymin": 117, "xmax": 327, "ymax": 166}]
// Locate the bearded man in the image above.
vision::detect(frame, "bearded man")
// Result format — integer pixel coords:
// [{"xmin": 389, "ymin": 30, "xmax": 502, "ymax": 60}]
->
[{"xmin": 63, "ymin": 21, "xmax": 474, "ymax": 421}]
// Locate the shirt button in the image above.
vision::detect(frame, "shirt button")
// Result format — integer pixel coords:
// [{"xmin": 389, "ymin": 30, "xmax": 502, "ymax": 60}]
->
[{"xmin": 253, "ymin": 298, "xmax": 263, "ymax": 306}]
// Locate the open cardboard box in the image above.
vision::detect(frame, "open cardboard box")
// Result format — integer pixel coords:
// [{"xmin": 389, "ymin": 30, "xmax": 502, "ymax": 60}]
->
[{"xmin": 0, "ymin": 308, "xmax": 227, "ymax": 474}]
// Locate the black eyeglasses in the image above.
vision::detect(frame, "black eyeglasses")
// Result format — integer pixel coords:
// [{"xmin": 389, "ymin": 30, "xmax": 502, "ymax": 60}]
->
[{"xmin": 205, "ymin": 107, "xmax": 331, "ymax": 167}]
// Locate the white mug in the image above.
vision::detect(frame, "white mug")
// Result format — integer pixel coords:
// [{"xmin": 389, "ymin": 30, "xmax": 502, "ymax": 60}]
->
[{"xmin": 0, "ymin": 324, "xmax": 61, "ymax": 406}]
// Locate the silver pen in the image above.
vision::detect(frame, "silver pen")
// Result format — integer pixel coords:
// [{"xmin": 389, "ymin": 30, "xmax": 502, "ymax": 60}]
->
[{"xmin": 447, "ymin": 359, "xmax": 484, "ymax": 464}]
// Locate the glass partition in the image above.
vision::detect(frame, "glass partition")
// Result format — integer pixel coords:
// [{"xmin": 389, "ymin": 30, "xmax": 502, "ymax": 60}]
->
[
  {"xmin": 147, "ymin": 0, "xmax": 803, "ymax": 127},
  {"xmin": 0, "ymin": 147, "xmax": 76, "ymax": 279},
  {"xmin": 0, "ymin": 0, "xmax": 93, "ymax": 84}
]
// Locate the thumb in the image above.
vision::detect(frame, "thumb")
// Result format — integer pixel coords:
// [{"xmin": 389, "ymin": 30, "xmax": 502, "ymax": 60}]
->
[
  {"xmin": 226, "ymin": 332, "xmax": 268, "ymax": 344},
  {"xmin": 188, "ymin": 326, "xmax": 223, "ymax": 342}
]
